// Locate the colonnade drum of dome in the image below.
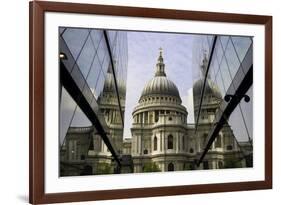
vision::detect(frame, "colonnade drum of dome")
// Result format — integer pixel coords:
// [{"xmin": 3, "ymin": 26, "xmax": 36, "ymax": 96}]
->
[{"xmin": 59, "ymin": 28, "xmax": 253, "ymax": 176}]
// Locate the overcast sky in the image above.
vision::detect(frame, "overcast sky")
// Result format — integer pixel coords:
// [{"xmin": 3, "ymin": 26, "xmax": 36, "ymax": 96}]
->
[{"xmin": 123, "ymin": 31, "xmax": 196, "ymax": 138}]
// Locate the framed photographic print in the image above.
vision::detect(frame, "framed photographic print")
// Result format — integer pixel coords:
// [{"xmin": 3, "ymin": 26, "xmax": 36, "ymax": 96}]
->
[{"xmin": 29, "ymin": 1, "xmax": 272, "ymax": 204}]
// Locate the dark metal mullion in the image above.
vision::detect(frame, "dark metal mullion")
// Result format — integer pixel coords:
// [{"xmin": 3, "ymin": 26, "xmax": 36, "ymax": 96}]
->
[
  {"xmin": 195, "ymin": 36, "xmax": 218, "ymax": 133},
  {"xmin": 104, "ymin": 30, "xmax": 125, "ymax": 127}
]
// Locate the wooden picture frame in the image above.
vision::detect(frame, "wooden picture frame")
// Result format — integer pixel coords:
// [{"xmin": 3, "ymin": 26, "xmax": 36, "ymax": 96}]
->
[{"xmin": 29, "ymin": 1, "xmax": 272, "ymax": 204}]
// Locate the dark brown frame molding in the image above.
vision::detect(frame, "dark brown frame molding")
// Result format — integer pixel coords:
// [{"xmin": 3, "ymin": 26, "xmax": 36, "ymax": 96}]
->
[{"xmin": 29, "ymin": 1, "xmax": 272, "ymax": 204}]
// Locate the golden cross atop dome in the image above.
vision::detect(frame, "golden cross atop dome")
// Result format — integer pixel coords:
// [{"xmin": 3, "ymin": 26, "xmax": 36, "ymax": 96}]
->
[{"xmin": 159, "ymin": 47, "xmax": 163, "ymax": 56}]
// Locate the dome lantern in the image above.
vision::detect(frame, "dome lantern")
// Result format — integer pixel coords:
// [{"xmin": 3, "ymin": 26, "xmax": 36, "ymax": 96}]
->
[
  {"xmin": 155, "ymin": 48, "xmax": 166, "ymax": 77},
  {"xmin": 139, "ymin": 48, "xmax": 181, "ymax": 102}
]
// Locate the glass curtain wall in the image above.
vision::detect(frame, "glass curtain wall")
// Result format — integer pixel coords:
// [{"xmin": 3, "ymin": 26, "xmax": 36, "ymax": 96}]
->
[
  {"xmin": 192, "ymin": 34, "xmax": 253, "ymax": 167},
  {"xmin": 59, "ymin": 27, "xmax": 128, "ymax": 176}
]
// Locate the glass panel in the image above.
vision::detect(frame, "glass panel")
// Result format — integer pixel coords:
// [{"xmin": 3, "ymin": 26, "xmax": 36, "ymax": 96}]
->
[
  {"xmin": 224, "ymin": 41, "xmax": 241, "ymax": 78},
  {"xmin": 214, "ymin": 40, "xmax": 224, "ymax": 65},
  {"xmin": 76, "ymin": 36, "xmax": 96, "ymax": 78},
  {"xmin": 209, "ymin": 53, "xmax": 219, "ymax": 80},
  {"xmin": 108, "ymin": 30, "xmax": 117, "ymax": 45},
  {"xmin": 102, "ymin": 52, "xmax": 110, "ymax": 74},
  {"xmin": 71, "ymin": 63, "xmax": 86, "ymax": 91},
  {"xmin": 94, "ymin": 71, "xmax": 106, "ymax": 99},
  {"xmin": 60, "ymin": 87, "xmax": 76, "ymax": 145},
  {"xmin": 86, "ymin": 54, "xmax": 102, "ymax": 96},
  {"xmin": 219, "ymin": 36, "xmax": 229, "ymax": 51},
  {"xmin": 215, "ymin": 71, "xmax": 226, "ymax": 96},
  {"xmin": 82, "ymin": 83, "xmax": 94, "ymax": 105},
  {"xmin": 97, "ymin": 36, "xmax": 107, "ymax": 63},
  {"xmin": 71, "ymin": 105, "xmax": 92, "ymax": 127},
  {"xmin": 239, "ymin": 86, "xmax": 253, "ymax": 139},
  {"xmin": 219, "ymin": 57, "xmax": 232, "ymax": 91},
  {"xmin": 60, "ymin": 28, "xmax": 129, "ymax": 177},
  {"xmin": 90, "ymin": 30, "xmax": 103, "ymax": 49},
  {"xmin": 59, "ymin": 27, "xmax": 66, "ymax": 35},
  {"xmin": 62, "ymin": 28, "xmax": 89, "ymax": 60},
  {"xmin": 192, "ymin": 35, "xmax": 213, "ymax": 123},
  {"xmin": 214, "ymin": 78, "xmax": 223, "ymax": 98},
  {"xmin": 227, "ymin": 103, "xmax": 249, "ymax": 142},
  {"xmin": 207, "ymin": 36, "xmax": 214, "ymax": 48},
  {"xmin": 231, "ymin": 37, "xmax": 252, "ymax": 62}
]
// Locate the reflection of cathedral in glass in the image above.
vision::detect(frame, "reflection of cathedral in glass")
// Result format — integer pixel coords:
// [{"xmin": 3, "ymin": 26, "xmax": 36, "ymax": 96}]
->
[{"xmin": 59, "ymin": 29, "xmax": 253, "ymax": 176}]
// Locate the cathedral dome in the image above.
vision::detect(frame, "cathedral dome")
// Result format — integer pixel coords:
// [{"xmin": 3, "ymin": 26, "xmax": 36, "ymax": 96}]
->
[
  {"xmin": 103, "ymin": 73, "xmax": 115, "ymax": 92},
  {"xmin": 140, "ymin": 49, "xmax": 181, "ymax": 100},
  {"xmin": 141, "ymin": 76, "xmax": 180, "ymax": 98},
  {"xmin": 103, "ymin": 73, "xmax": 126, "ymax": 97},
  {"xmin": 193, "ymin": 78, "xmax": 222, "ymax": 99}
]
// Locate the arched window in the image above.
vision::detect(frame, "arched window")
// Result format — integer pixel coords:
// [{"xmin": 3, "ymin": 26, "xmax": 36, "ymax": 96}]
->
[
  {"xmin": 202, "ymin": 133, "xmax": 208, "ymax": 146},
  {"xmin": 143, "ymin": 149, "xmax": 148, "ymax": 154},
  {"xmin": 80, "ymin": 165, "xmax": 93, "ymax": 176},
  {"xmin": 154, "ymin": 136, "xmax": 157, "ymax": 151},
  {"xmin": 189, "ymin": 148, "xmax": 194, "ymax": 153},
  {"xmin": 226, "ymin": 145, "xmax": 233, "ymax": 150},
  {"xmin": 155, "ymin": 110, "xmax": 159, "ymax": 122},
  {"xmin": 168, "ymin": 135, "xmax": 173, "ymax": 149},
  {"xmin": 215, "ymin": 134, "xmax": 222, "ymax": 148},
  {"xmin": 203, "ymin": 161, "xmax": 209, "ymax": 170},
  {"xmin": 149, "ymin": 114, "xmax": 153, "ymax": 123},
  {"xmin": 218, "ymin": 161, "xmax": 223, "ymax": 169},
  {"xmin": 80, "ymin": 154, "xmax": 85, "ymax": 160},
  {"xmin": 182, "ymin": 136, "xmax": 185, "ymax": 150},
  {"xmin": 89, "ymin": 136, "xmax": 94, "ymax": 150},
  {"xmin": 168, "ymin": 163, "xmax": 174, "ymax": 171}
]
